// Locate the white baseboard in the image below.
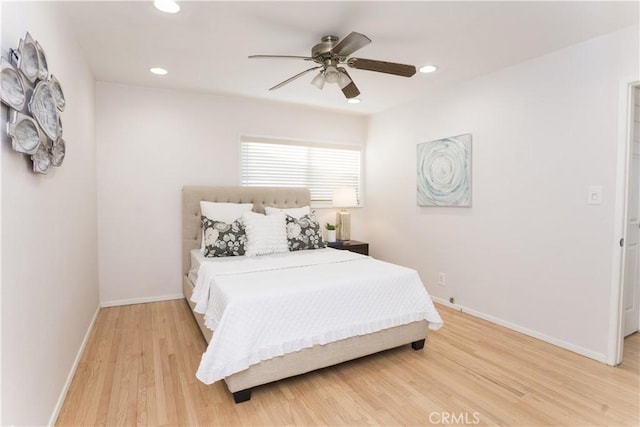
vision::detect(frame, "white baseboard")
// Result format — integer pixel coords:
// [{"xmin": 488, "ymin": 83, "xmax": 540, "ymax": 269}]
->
[
  {"xmin": 100, "ymin": 293, "xmax": 184, "ymax": 308},
  {"xmin": 431, "ymin": 296, "xmax": 607, "ymax": 363},
  {"xmin": 48, "ymin": 304, "xmax": 100, "ymax": 426}
]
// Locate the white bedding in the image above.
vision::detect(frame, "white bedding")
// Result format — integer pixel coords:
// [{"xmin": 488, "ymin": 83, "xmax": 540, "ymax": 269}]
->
[
  {"xmin": 188, "ymin": 250, "xmax": 205, "ymax": 284},
  {"xmin": 191, "ymin": 248, "xmax": 443, "ymax": 384}
]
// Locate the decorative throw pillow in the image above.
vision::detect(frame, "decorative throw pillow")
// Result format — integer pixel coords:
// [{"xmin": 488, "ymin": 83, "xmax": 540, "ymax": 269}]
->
[
  {"xmin": 285, "ymin": 213, "xmax": 324, "ymax": 251},
  {"xmin": 199, "ymin": 202, "xmax": 253, "ymax": 252},
  {"xmin": 202, "ymin": 216, "xmax": 247, "ymax": 257},
  {"xmin": 242, "ymin": 211, "xmax": 289, "ymax": 256}
]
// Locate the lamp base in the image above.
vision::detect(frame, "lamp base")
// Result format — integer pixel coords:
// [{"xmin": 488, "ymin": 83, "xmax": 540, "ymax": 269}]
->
[{"xmin": 336, "ymin": 210, "xmax": 351, "ymax": 241}]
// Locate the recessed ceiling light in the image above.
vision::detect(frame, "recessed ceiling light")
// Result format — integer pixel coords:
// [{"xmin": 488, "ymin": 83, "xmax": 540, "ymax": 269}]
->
[
  {"xmin": 419, "ymin": 65, "xmax": 438, "ymax": 74},
  {"xmin": 347, "ymin": 98, "xmax": 361, "ymax": 104},
  {"xmin": 149, "ymin": 67, "xmax": 168, "ymax": 75},
  {"xmin": 154, "ymin": 0, "xmax": 180, "ymax": 14}
]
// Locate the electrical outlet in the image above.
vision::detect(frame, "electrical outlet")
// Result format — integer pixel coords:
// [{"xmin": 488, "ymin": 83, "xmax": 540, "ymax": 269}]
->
[
  {"xmin": 438, "ymin": 272, "xmax": 446, "ymax": 286},
  {"xmin": 588, "ymin": 185, "xmax": 603, "ymax": 205}
]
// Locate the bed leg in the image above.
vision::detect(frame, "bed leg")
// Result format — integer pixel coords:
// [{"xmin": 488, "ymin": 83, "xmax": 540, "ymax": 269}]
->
[
  {"xmin": 411, "ymin": 339, "xmax": 425, "ymax": 350},
  {"xmin": 232, "ymin": 389, "xmax": 252, "ymax": 403}
]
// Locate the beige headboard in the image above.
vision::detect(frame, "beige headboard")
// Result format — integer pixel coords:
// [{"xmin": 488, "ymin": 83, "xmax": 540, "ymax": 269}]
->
[{"xmin": 182, "ymin": 186, "xmax": 311, "ymax": 275}]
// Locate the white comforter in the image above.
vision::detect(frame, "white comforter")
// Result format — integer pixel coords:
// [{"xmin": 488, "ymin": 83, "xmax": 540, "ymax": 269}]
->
[{"xmin": 191, "ymin": 248, "xmax": 443, "ymax": 384}]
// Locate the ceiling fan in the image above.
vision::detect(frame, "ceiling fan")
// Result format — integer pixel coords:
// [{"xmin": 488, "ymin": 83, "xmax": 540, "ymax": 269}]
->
[{"xmin": 249, "ymin": 32, "xmax": 417, "ymax": 99}]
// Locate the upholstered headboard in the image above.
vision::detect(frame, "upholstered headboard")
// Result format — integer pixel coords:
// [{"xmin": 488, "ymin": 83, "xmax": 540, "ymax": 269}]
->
[{"xmin": 182, "ymin": 186, "xmax": 311, "ymax": 275}]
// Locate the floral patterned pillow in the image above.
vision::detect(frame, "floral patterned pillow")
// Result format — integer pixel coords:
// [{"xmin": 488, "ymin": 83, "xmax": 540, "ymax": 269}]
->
[
  {"xmin": 202, "ymin": 216, "xmax": 247, "ymax": 257},
  {"xmin": 285, "ymin": 213, "xmax": 324, "ymax": 251}
]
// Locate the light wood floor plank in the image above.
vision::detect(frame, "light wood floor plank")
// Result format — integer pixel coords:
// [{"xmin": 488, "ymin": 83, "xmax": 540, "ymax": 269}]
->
[{"xmin": 56, "ymin": 300, "xmax": 639, "ymax": 426}]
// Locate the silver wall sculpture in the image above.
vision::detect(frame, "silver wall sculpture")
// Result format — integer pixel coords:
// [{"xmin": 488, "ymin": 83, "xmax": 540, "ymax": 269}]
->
[{"xmin": 0, "ymin": 31, "xmax": 66, "ymax": 174}]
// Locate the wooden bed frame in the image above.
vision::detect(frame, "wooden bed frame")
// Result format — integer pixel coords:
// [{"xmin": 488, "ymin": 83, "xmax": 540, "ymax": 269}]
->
[{"xmin": 182, "ymin": 185, "xmax": 429, "ymax": 403}]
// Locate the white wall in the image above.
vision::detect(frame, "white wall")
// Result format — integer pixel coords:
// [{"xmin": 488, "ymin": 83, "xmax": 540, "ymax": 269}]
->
[
  {"xmin": 1, "ymin": 2, "xmax": 99, "ymax": 426},
  {"xmin": 365, "ymin": 26, "xmax": 639, "ymax": 361},
  {"xmin": 96, "ymin": 83, "xmax": 368, "ymax": 304}
]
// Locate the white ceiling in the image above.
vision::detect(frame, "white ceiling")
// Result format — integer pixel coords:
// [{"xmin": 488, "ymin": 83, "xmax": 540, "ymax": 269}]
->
[{"xmin": 57, "ymin": 1, "xmax": 639, "ymax": 115}]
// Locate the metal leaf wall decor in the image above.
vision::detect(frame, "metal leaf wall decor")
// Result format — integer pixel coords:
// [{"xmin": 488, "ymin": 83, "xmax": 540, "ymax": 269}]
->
[{"xmin": 0, "ymin": 31, "xmax": 66, "ymax": 174}]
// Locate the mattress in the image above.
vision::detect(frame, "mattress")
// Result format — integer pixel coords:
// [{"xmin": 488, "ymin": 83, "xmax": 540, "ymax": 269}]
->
[
  {"xmin": 190, "ymin": 248, "xmax": 443, "ymax": 384},
  {"xmin": 188, "ymin": 248, "xmax": 232, "ymax": 284}
]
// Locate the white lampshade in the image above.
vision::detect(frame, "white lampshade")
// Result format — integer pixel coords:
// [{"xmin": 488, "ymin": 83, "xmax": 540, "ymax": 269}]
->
[
  {"xmin": 332, "ymin": 188, "xmax": 358, "ymax": 208},
  {"xmin": 311, "ymin": 71, "xmax": 325, "ymax": 89},
  {"xmin": 324, "ymin": 65, "xmax": 340, "ymax": 84},
  {"xmin": 337, "ymin": 69, "xmax": 351, "ymax": 89}
]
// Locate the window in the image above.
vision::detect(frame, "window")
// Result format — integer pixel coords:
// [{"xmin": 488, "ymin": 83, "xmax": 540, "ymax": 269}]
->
[{"xmin": 240, "ymin": 136, "xmax": 361, "ymax": 205}]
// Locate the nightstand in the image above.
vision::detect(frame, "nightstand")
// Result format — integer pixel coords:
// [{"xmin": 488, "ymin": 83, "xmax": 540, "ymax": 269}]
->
[{"xmin": 327, "ymin": 240, "xmax": 369, "ymax": 256}]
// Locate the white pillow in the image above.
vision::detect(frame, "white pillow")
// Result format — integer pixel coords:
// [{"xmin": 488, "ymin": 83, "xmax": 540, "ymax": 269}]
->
[
  {"xmin": 264, "ymin": 205, "xmax": 311, "ymax": 219},
  {"xmin": 242, "ymin": 211, "xmax": 288, "ymax": 256},
  {"xmin": 200, "ymin": 201, "xmax": 253, "ymax": 223},
  {"xmin": 200, "ymin": 202, "xmax": 253, "ymax": 252}
]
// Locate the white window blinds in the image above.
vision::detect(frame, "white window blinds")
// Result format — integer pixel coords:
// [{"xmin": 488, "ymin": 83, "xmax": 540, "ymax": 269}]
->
[{"xmin": 240, "ymin": 137, "xmax": 361, "ymax": 203}]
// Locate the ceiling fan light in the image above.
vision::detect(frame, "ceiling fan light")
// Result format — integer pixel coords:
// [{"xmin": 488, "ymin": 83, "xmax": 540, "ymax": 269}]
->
[
  {"xmin": 337, "ymin": 71, "xmax": 351, "ymax": 89},
  {"xmin": 324, "ymin": 65, "xmax": 340, "ymax": 84},
  {"xmin": 311, "ymin": 71, "xmax": 325, "ymax": 89}
]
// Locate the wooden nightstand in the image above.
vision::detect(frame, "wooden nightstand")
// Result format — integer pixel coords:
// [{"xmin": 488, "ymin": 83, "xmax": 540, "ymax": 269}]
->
[{"xmin": 327, "ymin": 240, "xmax": 369, "ymax": 256}]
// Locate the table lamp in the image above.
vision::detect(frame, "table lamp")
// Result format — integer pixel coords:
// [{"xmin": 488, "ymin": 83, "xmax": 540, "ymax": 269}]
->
[{"xmin": 332, "ymin": 188, "xmax": 358, "ymax": 241}]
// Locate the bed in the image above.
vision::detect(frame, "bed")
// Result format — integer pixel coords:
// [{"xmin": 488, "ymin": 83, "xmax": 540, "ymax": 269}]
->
[{"xmin": 182, "ymin": 185, "xmax": 442, "ymax": 403}]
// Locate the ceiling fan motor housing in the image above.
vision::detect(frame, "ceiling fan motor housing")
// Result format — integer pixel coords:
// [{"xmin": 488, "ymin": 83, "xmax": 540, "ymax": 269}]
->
[{"xmin": 311, "ymin": 35, "xmax": 339, "ymax": 60}]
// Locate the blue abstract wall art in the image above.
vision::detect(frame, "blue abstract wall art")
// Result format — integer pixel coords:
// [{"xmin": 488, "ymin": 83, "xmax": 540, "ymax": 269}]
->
[{"xmin": 417, "ymin": 134, "xmax": 472, "ymax": 207}]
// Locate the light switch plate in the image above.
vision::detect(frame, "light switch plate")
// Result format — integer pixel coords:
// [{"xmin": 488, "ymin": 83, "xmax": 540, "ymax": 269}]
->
[{"xmin": 588, "ymin": 185, "xmax": 602, "ymax": 205}]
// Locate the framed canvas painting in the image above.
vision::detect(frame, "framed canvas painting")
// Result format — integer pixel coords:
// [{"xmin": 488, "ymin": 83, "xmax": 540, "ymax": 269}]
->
[{"xmin": 417, "ymin": 134, "xmax": 472, "ymax": 207}]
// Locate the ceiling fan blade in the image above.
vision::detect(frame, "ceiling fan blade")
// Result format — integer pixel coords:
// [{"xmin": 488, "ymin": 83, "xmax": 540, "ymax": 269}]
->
[
  {"xmin": 338, "ymin": 69, "xmax": 360, "ymax": 99},
  {"xmin": 331, "ymin": 32, "xmax": 371, "ymax": 57},
  {"xmin": 268, "ymin": 66, "xmax": 322, "ymax": 91},
  {"xmin": 342, "ymin": 81, "xmax": 360, "ymax": 99},
  {"xmin": 348, "ymin": 58, "xmax": 416, "ymax": 77},
  {"xmin": 249, "ymin": 55, "xmax": 313, "ymax": 60}
]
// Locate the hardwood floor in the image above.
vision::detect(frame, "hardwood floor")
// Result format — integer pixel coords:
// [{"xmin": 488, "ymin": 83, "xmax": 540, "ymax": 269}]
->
[{"xmin": 56, "ymin": 300, "xmax": 639, "ymax": 426}]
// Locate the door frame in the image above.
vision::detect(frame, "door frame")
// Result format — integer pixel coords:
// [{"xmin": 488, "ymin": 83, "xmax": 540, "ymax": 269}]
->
[{"xmin": 608, "ymin": 78, "xmax": 640, "ymax": 366}]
